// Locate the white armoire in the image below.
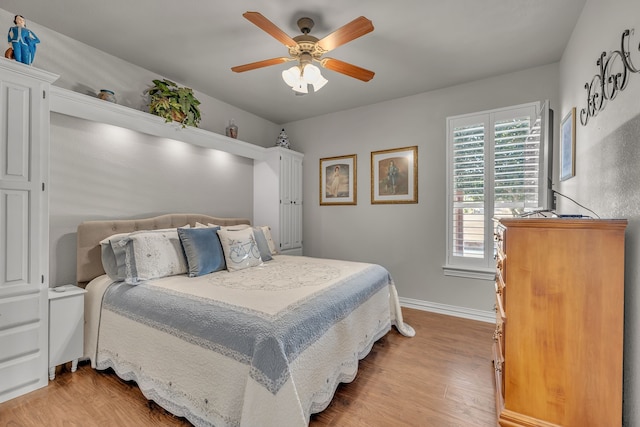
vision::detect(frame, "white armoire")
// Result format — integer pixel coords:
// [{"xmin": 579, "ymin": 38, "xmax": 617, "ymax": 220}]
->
[
  {"xmin": 253, "ymin": 147, "xmax": 303, "ymax": 255},
  {"xmin": 0, "ymin": 59, "xmax": 58, "ymax": 403}
]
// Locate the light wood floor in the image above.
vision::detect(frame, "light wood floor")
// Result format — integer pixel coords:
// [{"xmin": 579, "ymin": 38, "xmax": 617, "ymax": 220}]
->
[{"xmin": 0, "ymin": 309, "xmax": 497, "ymax": 427}]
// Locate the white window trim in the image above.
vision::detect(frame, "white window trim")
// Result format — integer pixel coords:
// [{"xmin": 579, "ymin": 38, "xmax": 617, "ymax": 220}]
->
[{"xmin": 443, "ymin": 102, "xmax": 542, "ymax": 280}]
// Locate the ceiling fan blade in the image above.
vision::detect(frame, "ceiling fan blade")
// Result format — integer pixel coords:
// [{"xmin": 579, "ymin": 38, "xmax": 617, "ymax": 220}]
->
[
  {"xmin": 231, "ymin": 57, "xmax": 293, "ymax": 73},
  {"xmin": 316, "ymin": 16, "xmax": 374, "ymax": 52},
  {"xmin": 320, "ymin": 58, "xmax": 375, "ymax": 82},
  {"xmin": 243, "ymin": 11, "xmax": 297, "ymax": 47}
]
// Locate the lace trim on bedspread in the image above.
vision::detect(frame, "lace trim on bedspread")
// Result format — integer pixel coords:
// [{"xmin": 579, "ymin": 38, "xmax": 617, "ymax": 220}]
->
[{"xmin": 97, "ymin": 353, "xmax": 235, "ymax": 427}]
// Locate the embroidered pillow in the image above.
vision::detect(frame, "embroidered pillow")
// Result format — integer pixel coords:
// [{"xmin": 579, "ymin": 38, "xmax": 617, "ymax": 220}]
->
[
  {"xmin": 216, "ymin": 227, "xmax": 263, "ymax": 272},
  {"xmin": 178, "ymin": 226, "xmax": 226, "ymax": 277},
  {"xmin": 118, "ymin": 229, "xmax": 188, "ymax": 284}
]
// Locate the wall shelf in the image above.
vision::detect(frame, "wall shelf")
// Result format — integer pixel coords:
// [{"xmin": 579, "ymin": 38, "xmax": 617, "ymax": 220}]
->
[{"xmin": 50, "ymin": 86, "xmax": 266, "ymax": 160}]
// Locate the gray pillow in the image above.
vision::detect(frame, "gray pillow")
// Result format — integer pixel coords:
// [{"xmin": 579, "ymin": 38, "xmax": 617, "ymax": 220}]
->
[
  {"xmin": 253, "ymin": 227, "xmax": 273, "ymax": 262},
  {"xmin": 99, "ymin": 233, "xmax": 130, "ymax": 281}
]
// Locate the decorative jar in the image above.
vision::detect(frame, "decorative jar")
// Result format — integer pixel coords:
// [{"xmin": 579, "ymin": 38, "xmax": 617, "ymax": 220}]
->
[{"xmin": 97, "ymin": 89, "xmax": 116, "ymax": 103}]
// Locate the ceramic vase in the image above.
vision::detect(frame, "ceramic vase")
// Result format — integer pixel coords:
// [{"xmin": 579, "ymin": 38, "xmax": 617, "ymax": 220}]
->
[{"xmin": 226, "ymin": 119, "xmax": 238, "ymax": 139}]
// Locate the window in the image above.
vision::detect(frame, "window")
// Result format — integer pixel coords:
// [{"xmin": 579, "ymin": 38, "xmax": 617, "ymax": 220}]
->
[{"xmin": 444, "ymin": 102, "xmax": 551, "ymax": 280}]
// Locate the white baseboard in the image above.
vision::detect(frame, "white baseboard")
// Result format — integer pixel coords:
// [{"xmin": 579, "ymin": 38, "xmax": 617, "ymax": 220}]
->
[{"xmin": 399, "ymin": 297, "xmax": 494, "ymax": 323}]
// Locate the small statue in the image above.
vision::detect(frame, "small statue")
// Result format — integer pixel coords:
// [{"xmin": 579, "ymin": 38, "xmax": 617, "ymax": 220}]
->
[
  {"xmin": 276, "ymin": 128, "xmax": 290, "ymax": 149},
  {"xmin": 7, "ymin": 15, "xmax": 40, "ymax": 65}
]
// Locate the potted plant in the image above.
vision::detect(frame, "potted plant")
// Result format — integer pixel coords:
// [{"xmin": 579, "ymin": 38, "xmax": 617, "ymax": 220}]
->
[{"xmin": 145, "ymin": 79, "xmax": 201, "ymax": 128}]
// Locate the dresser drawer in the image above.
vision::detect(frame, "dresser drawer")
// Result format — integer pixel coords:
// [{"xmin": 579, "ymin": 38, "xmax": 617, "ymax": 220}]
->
[
  {"xmin": 494, "ymin": 226, "xmax": 506, "ymax": 257},
  {"xmin": 493, "ymin": 293, "xmax": 506, "ymax": 417},
  {"xmin": 493, "ymin": 341, "xmax": 505, "ymax": 415},
  {"xmin": 494, "ymin": 293, "xmax": 505, "ymax": 349},
  {"xmin": 495, "ymin": 268, "xmax": 506, "ymax": 296}
]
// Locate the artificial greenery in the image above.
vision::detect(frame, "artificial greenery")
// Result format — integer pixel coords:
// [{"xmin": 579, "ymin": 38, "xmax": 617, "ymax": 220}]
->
[{"xmin": 145, "ymin": 79, "xmax": 201, "ymax": 128}]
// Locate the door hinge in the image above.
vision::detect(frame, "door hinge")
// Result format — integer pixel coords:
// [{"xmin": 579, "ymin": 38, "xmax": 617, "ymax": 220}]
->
[
  {"xmin": 42, "ymin": 182, "xmax": 45, "ymax": 191},
  {"xmin": 43, "ymin": 90, "xmax": 46, "ymax": 99},
  {"xmin": 41, "ymin": 275, "xmax": 44, "ymax": 284}
]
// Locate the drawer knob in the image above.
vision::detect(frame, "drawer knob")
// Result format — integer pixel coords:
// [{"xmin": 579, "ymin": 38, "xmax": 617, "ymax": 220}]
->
[{"xmin": 493, "ymin": 325, "xmax": 503, "ymax": 342}]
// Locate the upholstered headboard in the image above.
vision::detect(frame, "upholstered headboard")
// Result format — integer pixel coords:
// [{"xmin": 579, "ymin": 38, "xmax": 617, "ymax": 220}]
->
[{"xmin": 76, "ymin": 213, "xmax": 251, "ymax": 287}]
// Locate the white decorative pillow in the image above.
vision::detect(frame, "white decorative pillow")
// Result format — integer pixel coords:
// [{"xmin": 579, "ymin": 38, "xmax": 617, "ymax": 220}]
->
[
  {"xmin": 209, "ymin": 223, "xmax": 251, "ymax": 231},
  {"xmin": 216, "ymin": 227, "xmax": 263, "ymax": 272},
  {"xmin": 256, "ymin": 225, "xmax": 278, "ymax": 255},
  {"xmin": 121, "ymin": 229, "xmax": 188, "ymax": 284}
]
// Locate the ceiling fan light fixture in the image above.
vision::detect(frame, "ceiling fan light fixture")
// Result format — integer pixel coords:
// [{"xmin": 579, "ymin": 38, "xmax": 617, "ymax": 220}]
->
[
  {"xmin": 282, "ymin": 65, "xmax": 302, "ymax": 87},
  {"xmin": 282, "ymin": 63, "xmax": 327, "ymax": 94},
  {"xmin": 303, "ymin": 64, "xmax": 328, "ymax": 92},
  {"xmin": 311, "ymin": 75, "xmax": 328, "ymax": 92},
  {"xmin": 302, "ymin": 63, "xmax": 320, "ymax": 83}
]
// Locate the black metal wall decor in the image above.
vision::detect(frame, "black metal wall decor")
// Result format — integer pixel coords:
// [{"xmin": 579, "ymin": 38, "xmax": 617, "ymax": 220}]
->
[{"xmin": 580, "ymin": 29, "xmax": 639, "ymax": 126}]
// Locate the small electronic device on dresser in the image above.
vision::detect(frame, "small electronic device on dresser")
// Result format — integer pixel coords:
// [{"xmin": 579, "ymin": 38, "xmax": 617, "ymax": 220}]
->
[{"xmin": 48, "ymin": 285, "xmax": 87, "ymax": 380}]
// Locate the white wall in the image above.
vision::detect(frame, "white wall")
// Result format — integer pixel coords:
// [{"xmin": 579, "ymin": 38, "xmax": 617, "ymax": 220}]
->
[
  {"xmin": 0, "ymin": 7, "xmax": 280, "ymax": 147},
  {"xmin": 49, "ymin": 114, "xmax": 254, "ymax": 286},
  {"xmin": 283, "ymin": 63, "xmax": 560, "ymax": 315},
  {"xmin": 559, "ymin": 1, "xmax": 640, "ymax": 424}
]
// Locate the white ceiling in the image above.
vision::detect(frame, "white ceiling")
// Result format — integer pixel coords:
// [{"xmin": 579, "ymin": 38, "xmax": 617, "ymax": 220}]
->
[{"xmin": 2, "ymin": 0, "xmax": 586, "ymax": 124}]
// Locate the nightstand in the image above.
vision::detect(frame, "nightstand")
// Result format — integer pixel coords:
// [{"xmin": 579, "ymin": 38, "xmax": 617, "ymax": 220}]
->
[{"xmin": 48, "ymin": 285, "xmax": 87, "ymax": 380}]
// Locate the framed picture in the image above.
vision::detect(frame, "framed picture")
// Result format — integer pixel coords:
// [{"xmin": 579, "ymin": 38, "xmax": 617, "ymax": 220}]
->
[
  {"xmin": 319, "ymin": 154, "xmax": 357, "ymax": 205},
  {"xmin": 560, "ymin": 107, "xmax": 576, "ymax": 181},
  {"xmin": 371, "ymin": 146, "xmax": 418, "ymax": 204}
]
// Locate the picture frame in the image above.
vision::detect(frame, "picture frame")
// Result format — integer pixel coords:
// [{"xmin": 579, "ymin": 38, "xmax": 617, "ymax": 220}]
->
[
  {"xmin": 560, "ymin": 107, "xmax": 576, "ymax": 181},
  {"xmin": 319, "ymin": 154, "xmax": 357, "ymax": 205},
  {"xmin": 371, "ymin": 146, "xmax": 418, "ymax": 204}
]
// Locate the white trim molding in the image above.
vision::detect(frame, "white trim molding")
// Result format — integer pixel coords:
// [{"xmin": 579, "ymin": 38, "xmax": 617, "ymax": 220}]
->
[
  {"xmin": 399, "ymin": 297, "xmax": 494, "ymax": 323},
  {"xmin": 50, "ymin": 86, "xmax": 267, "ymax": 161},
  {"xmin": 442, "ymin": 265, "xmax": 496, "ymax": 281}
]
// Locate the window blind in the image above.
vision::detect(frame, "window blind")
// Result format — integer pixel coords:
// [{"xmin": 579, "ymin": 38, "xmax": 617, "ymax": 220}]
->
[{"xmin": 452, "ymin": 122, "xmax": 486, "ymax": 259}]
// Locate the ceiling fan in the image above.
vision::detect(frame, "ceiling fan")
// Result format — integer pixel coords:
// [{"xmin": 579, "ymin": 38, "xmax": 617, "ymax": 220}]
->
[{"xmin": 231, "ymin": 12, "xmax": 375, "ymax": 92}]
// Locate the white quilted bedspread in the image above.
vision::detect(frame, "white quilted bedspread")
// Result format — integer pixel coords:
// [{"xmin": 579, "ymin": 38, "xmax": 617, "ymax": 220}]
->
[{"xmin": 84, "ymin": 255, "xmax": 414, "ymax": 427}]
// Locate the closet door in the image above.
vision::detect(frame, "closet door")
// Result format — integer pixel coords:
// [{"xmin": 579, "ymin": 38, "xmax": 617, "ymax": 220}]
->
[
  {"xmin": 253, "ymin": 147, "xmax": 303, "ymax": 255},
  {"xmin": 279, "ymin": 152, "xmax": 294, "ymax": 251},
  {"xmin": 0, "ymin": 62, "xmax": 57, "ymax": 403},
  {"xmin": 289, "ymin": 154, "xmax": 303, "ymax": 250}
]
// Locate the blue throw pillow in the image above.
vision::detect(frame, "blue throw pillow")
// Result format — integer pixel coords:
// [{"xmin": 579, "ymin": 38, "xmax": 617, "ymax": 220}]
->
[{"xmin": 178, "ymin": 226, "xmax": 226, "ymax": 277}]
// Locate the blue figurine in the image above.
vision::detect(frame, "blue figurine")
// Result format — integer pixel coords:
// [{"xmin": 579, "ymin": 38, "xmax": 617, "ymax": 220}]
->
[{"xmin": 7, "ymin": 15, "xmax": 39, "ymax": 65}]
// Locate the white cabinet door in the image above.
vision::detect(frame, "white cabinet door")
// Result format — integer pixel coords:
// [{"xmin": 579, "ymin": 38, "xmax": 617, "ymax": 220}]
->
[
  {"xmin": 289, "ymin": 155, "xmax": 303, "ymax": 250},
  {"xmin": 0, "ymin": 61, "xmax": 57, "ymax": 403},
  {"xmin": 253, "ymin": 147, "xmax": 303, "ymax": 255},
  {"xmin": 279, "ymin": 153, "xmax": 293, "ymax": 251}
]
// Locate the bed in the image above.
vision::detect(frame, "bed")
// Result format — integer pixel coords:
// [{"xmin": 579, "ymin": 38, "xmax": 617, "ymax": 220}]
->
[{"xmin": 78, "ymin": 213, "xmax": 414, "ymax": 427}]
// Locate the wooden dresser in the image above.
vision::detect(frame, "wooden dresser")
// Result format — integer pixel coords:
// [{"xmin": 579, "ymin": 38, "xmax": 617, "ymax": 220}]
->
[{"xmin": 493, "ymin": 218, "xmax": 627, "ymax": 427}]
